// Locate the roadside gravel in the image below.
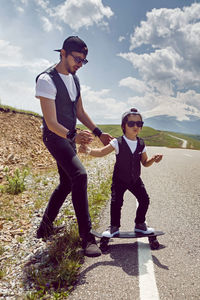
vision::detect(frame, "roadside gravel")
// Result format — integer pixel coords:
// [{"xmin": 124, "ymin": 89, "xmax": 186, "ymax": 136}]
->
[{"xmin": 0, "ymin": 153, "xmax": 115, "ymax": 299}]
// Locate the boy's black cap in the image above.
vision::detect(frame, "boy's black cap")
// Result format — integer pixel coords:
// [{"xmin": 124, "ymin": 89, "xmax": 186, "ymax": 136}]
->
[{"xmin": 54, "ymin": 36, "xmax": 88, "ymax": 56}]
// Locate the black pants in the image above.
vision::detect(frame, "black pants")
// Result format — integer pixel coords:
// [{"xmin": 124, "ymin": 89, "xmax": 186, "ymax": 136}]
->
[
  {"xmin": 110, "ymin": 177, "xmax": 150, "ymax": 228},
  {"xmin": 41, "ymin": 129, "xmax": 91, "ymax": 239}
]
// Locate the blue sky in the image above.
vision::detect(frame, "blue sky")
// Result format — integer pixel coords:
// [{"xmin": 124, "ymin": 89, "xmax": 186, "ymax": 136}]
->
[{"xmin": 0, "ymin": 0, "xmax": 200, "ymax": 124}]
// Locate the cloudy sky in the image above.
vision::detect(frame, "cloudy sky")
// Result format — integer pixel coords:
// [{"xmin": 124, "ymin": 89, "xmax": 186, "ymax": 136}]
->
[{"xmin": 0, "ymin": 0, "xmax": 200, "ymax": 124}]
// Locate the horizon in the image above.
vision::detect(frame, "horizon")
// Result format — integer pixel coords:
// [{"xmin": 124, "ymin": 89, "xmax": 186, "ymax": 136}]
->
[{"xmin": 1, "ymin": 103, "xmax": 199, "ymax": 137}]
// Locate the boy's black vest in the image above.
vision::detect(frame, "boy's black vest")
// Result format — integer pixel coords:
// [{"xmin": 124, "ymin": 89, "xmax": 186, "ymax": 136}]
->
[
  {"xmin": 36, "ymin": 65, "xmax": 80, "ymax": 131},
  {"xmin": 113, "ymin": 136, "xmax": 145, "ymax": 184}
]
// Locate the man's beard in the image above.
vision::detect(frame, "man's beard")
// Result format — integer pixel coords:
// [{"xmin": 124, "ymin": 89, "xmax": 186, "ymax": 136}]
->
[
  {"xmin": 70, "ymin": 70, "xmax": 76, "ymax": 75},
  {"xmin": 66, "ymin": 61, "xmax": 76, "ymax": 75}
]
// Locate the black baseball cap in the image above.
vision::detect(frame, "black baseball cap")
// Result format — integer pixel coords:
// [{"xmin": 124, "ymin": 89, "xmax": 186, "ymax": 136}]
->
[{"xmin": 54, "ymin": 36, "xmax": 88, "ymax": 56}]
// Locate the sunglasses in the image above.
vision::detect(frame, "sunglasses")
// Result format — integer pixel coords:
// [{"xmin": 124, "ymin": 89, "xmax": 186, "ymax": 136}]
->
[
  {"xmin": 70, "ymin": 53, "xmax": 88, "ymax": 65},
  {"xmin": 127, "ymin": 120, "xmax": 144, "ymax": 128}
]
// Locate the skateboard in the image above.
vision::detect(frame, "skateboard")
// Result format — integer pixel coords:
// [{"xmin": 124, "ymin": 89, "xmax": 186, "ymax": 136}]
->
[{"xmin": 91, "ymin": 229, "xmax": 165, "ymax": 251}]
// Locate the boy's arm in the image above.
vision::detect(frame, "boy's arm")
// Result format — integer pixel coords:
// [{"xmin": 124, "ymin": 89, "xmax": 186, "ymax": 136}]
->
[
  {"xmin": 141, "ymin": 152, "xmax": 163, "ymax": 167},
  {"xmin": 79, "ymin": 144, "xmax": 114, "ymax": 157}
]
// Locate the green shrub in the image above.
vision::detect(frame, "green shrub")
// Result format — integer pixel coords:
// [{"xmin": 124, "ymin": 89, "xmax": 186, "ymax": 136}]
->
[{"xmin": 3, "ymin": 167, "xmax": 29, "ymax": 194}]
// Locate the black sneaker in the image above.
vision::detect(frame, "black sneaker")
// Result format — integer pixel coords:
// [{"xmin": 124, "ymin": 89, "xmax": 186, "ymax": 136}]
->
[
  {"xmin": 134, "ymin": 223, "xmax": 154, "ymax": 234},
  {"xmin": 102, "ymin": 226, "xmax": 119, "ymax": 238},
  {"xmin": 36, "ymin": 222, "xmax": 65, "ymax": 239},
  {"xmin": 82, "ymin": 233, "xmax": 102, "ymax": 257}
]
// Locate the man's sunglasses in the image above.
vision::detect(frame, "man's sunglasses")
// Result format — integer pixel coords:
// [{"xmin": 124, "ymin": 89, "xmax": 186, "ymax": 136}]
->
[
  {"xmin": 127, "ymin": 120, "xmax": 144, "ymax": 128},
  {"xmin": 70, "ymin": 53, "xmax": 88, "ymax": 65}
]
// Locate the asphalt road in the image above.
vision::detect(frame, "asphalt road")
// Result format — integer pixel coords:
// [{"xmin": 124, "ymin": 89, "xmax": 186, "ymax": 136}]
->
[{"xmin": 68, "ymin": 147, "xmax": 200, "ymax": 300}]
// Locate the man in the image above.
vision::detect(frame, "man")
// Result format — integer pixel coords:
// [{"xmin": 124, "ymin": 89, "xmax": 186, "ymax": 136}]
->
[{"xmin": 35, "ymin": 36, "xmax": 112, "ymax": 257}]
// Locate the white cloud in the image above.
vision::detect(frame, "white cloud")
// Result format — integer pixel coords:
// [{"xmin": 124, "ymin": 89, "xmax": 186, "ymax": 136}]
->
[
  {"xmin": 127, "ymin": 3, "xmax": 200, "ymax": 90},
  {"xmin": 0, "ymin": 40, "xmax": 23, "ymax": 67},
  {"xmin": 24, "ymin": 59, "xmax": 54, "ymax": 73},
  {"xmin": 12, "ymin": 0, "xmax": 28, "ymax": 13},
  {"xmin": 118, "ymin": 36, "xmax": 125, "ymax": 42},
  {"xmin": 119, "ymin": 77, "xmax": 153, "ymax": 94},
  {"xmin": 127, "ymin": 94, "xmax": 161, "ymax": 114},
  {"xmin": 177, "ymin": 90, "xmax": 200, "ymax": 112},
  {"xmin": 53, "ymin": 0, "xmax": 113, "ymax": 31},
  {"xmin": 36, "ymin": 0, "xmax": 114, "ymax": 31},
  {"xmin": 81, "ymin": 85, "xmax": 128, "ymax": 123},
  {"xmin": 119, "ymin": 47, "xmax": 182, "ymax": 96},
  {"xmin": 118, "ymin": 3, "xmax": 200, "ymax": 120},
  {"xmin": 16, "ymin": 6, "xmax": 25, "ymax": 13},
  {"xmin": 0, "ymin": 39, "xmax": 52, "ymax": 72},
  {"xmin": 41, "ymin": 16, "xmax": 53, "ymax": 32},
  {"xmin": 35, "ymin": 0, "xmax": 49, "ymax": 10},
  {"xmin": 127, "ymin": 90, "xmax": 200, "ymax": 121},
  {"xmin": 129, "ymin": 4, "xmax": 200, "ymax": 51},
  {"xmin": 0, "ymin": 79, "xmax": 42, "ymax": 114}
]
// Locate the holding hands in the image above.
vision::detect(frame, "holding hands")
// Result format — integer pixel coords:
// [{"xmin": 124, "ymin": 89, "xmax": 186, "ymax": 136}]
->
[
  {"xmin": 75, "ymin": 130, "xmax": 93, "ymax": 144},
  {"xmin": 75, "ymin": 130, "xmax": 113, "ymax": 146}
]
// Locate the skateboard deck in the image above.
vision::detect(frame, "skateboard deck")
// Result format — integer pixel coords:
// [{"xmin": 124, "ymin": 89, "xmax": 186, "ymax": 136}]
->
[
  {"xmin": 91, "ymin": 229, "xmax": 164, "ymax": 239},
  {"xmin": 90, "ymin": 229, "xmax": 164, "ymax": 250}
]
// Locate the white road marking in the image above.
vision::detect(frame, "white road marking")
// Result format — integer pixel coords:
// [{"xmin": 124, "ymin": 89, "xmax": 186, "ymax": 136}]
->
[
  {"xmin": 183, "ymin": 154, "xmax": 192, "ymax": 157},
  {"xmin": 138, "ymin": 238, "xmax": 160, "ymax": 300}
]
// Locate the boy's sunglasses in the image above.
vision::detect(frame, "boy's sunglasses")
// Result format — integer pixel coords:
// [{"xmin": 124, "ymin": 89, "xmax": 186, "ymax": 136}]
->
[
  {"xmin": 127, "ymin": 120, "xmax": 144, "ymax": 128},
  {"xmin": 70, "ymin": 53, "xmax": 88, "ymax": 65}
]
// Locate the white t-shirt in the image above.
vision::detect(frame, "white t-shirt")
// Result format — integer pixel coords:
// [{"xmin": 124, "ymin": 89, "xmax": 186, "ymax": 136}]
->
[
  {"xmin": 110, "ymin": 136, "xmax": 146, "ymax": 155},
  {"xmin": 35, "ymin": 72, "xmax": 78, "ymax": 102}
]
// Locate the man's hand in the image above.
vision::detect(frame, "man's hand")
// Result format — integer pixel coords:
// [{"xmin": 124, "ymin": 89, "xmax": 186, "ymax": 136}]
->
[
  {"xmin": 99, "ymin": 133, "xmax": 113, "ymax": 146},
  {"xmin": 75, "ymin": 130, "xmax": 93, "ymax": 144}
]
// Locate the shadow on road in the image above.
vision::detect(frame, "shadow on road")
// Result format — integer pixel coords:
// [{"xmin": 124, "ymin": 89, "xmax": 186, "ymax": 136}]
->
[
  {"xmin": 72, "ymin": 240, "xmax": 169, "ymax": 293},
  {"xmin": 152, "ymin": 255, "xmax": 169, "ymax": 270}
]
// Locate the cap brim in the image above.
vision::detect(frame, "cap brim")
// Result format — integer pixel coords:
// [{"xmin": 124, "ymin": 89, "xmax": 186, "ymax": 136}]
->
[{"xmin": 54, "ymin": 49, "xmax": 61, "ymax": 52}]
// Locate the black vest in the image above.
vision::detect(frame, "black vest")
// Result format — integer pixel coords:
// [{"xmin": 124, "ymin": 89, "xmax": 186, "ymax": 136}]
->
[
  {"xmin": 36, "ymin": 65, "xmax": 80, "ymax": 131},
  {"xmin": 113, "ymin": 136, "xmax": 145, "ymax": 184}
]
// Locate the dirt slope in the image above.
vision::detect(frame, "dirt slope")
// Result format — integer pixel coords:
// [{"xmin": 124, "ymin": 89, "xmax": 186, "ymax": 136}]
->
[{"xmin": 0, "ymin": 110, "xmax": 56, "ymax": 182}]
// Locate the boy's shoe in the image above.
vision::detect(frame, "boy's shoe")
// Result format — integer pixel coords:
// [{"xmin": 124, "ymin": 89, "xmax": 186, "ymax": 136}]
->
[
  {"xmin": 82, "ymin": 233, "xmax": 102, "ymax": 257},
  {"xmin": 134, "ymin": 223, "xmax": 154, "ymax": 235},
  {"xmin": 36, "ymin": 222, "xmax": 65, "ymax": 239},
  {"xmin": 102, "ymin": 226, "xmax": 119, "ymax": 238}
]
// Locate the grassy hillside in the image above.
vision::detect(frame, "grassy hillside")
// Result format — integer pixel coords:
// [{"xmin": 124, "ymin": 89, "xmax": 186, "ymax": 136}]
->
[
  {"xmin": 165, "ymin": 131, "xmax": 200, "ymax": 149},
  {"xmin": 79, "ymin": 124, "xmax": 200, "ymax": 150}
]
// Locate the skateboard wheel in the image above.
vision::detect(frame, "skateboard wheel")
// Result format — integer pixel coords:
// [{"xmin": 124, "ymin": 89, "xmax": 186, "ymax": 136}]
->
[
  {"xmin": 100, "ymin": 237, "xmax": 109, "ymax": 252},
  {"xmin": 148, "ymin": 236, "xmax": 160, "ymax": 250},
  {"xmin": 149, "ymin": 239, "xmax": 160, "ymax": 250}
]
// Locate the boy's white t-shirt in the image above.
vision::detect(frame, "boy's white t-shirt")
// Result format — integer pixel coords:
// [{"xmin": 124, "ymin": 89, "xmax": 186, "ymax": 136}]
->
[
  {"xmin": 110, "ymin": 136, "xmax": 146, "ymax": 155},
  {"xmin": 35, "ymin": 72, "xmax": 77, "ymax": 102}
]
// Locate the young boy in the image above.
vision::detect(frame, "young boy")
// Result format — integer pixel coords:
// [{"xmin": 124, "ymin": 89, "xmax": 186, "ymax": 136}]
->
[{"xmin": 79, "ymin": 108, "xmax": 163, "ymax": 238}]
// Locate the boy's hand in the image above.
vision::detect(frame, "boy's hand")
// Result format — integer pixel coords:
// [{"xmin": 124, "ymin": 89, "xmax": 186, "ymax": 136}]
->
[
  {"xmin": 78, "ymin": 144, "xmax": 91, "ymax": 154},
  {"xmin": 78, "ymin": 144, "xmax": 87, "ymax": 153},
  {"xmin": 153, "ymin": 154, "xmax": 163, "ymax": 163}
]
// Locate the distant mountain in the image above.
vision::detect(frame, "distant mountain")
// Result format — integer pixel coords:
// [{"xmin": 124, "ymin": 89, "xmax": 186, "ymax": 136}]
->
[{"xmin": 144, "ymin": 115, "xmax": 200, "ymax": 135}]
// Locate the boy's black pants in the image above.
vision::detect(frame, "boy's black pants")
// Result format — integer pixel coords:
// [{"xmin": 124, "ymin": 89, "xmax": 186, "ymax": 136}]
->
[
  {"xmin": 110, "ymin": 177, "xmax": 150, "ymax": 228},
  {"xmin": 40, "ymin": 128, "xmax": 91, "ymax": 239}
]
